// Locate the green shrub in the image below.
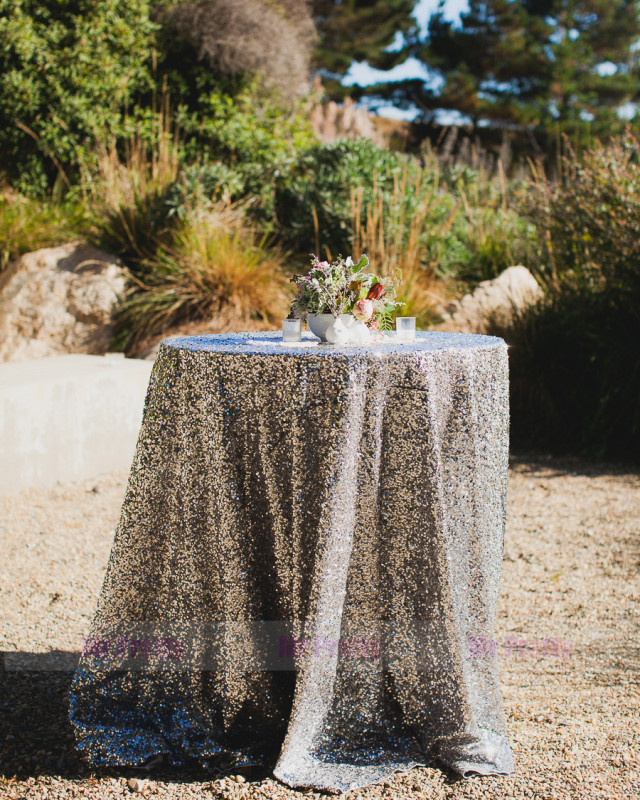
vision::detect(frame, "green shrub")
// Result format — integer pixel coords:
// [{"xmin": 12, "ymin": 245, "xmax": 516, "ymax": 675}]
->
[
  {"xmin": 0, "ymin": 0, "xmax": 156, "ymax": 192},
  {"xmin": 270, "ymin": 138, "xmax": 415, "ymax": 257},
  {"xmin": 270, "ymin": 139, "xmax": 538, "ymax": 280},
  {"xmin": 493, "ymin": 133, "xmax": 640, "ymax": 461},
  {"xmin": 520, "ymin": 134, "xmax": 640, "ymax": 291},
  {"xmin": 434, "ymin": 159, "xmax": 539, "ymax": 285},
  {"xmin": 491, "ymin": 285, "xmax": 640, "ymax": 461}
]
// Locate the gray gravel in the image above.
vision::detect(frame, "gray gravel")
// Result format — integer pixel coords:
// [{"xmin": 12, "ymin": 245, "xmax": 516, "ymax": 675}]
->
[{"xmin": 1, "ymin": 456, "xmax": 638, "ymax": 799}]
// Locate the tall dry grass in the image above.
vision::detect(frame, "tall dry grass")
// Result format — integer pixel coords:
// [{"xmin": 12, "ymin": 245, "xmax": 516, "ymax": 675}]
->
[
  {"xmin": 78, "ymin": 110, "xmax": 291, "ymax": 352},
  {"xmin": 113, "ymin": 216, "xmax": 289, "ymax": 351},
  {"xmin": 82, "ymin": 110, "xmax": 182, "ymax": 267},
  {"xmin": 350, "ymin": 166, "xmax": 455, "ymax": 325}
]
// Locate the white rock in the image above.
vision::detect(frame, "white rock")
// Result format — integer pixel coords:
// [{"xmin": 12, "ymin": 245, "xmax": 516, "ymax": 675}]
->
[
  {"xmin": 0, "ymin": 241, "xmax": 126, "ymax": 362},
  {"xmin": 437, "ymin": 265, "xmax": 544, "ymax": 334}
]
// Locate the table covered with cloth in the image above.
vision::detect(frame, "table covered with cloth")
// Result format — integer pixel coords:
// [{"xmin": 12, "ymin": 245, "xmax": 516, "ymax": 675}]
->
[{"xmin": 69, "ymin": 331, "xmax": 515, "ymax": 792}]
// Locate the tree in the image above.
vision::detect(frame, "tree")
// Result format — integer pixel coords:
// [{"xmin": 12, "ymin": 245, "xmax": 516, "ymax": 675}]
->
[
  {"xmin": 0, "ymin": 0, "xmax": 156, "ymax": 191},
  {"xmin": 402, "ymin": 0, "xmax": 640, "ymax": 144},
  {"xmin": 311, "ymin": 0, "xmax": 417, "ymax": 93}
]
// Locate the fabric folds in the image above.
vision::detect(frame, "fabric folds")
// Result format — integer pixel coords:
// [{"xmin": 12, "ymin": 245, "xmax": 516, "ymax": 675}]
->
[{"xmin": 70, "ymin": 332, "xmax": 514, "ymax": 791}]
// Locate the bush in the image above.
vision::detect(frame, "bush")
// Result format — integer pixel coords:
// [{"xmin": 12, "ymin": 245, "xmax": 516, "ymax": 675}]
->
[
  {"xmin": 271, "ymin": 138, "xmax": 418, "ymax": 258},
  {"xmin": 112, "ymin": 214, "xmax": 290, "ymax": 352},
  {"xmin": 520, "ymin": 134, "xmax": 640, "ymax": 291},
  {"xmin": 160, "ymin": 0, "xmax": 315, "ymax": 102},
  {"xmin": 78, "ymin": 115, "xmax": 290, "ymax": 352},
  {"xmin": 491, "ymin": 285, "xmax": 640, "ymax": 461},
  {"xmin": 0, "ymin": 0, "xmax": 155, "ymax": 192},
  {"xmin": 493, "ymin": 133, "xmax": 640, "ymax": 461},
  {"xmin": 442, "ymin": 161, "xmax": 539, "ymax": 285},
  {"xmin": 269, "ymin": 139, "xmax": 538, "ymax": 283}
]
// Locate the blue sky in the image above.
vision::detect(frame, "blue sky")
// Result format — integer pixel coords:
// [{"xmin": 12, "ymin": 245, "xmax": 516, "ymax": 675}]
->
[{"xmin": 343, "ymin": 0, "xmax": 470, "ymax": 118}]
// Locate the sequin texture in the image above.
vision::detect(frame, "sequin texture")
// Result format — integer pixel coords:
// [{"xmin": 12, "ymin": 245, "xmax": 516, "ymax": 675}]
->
[{"xmin": 69, "ymin": 331, "xmax": 515, "ymax": 791}]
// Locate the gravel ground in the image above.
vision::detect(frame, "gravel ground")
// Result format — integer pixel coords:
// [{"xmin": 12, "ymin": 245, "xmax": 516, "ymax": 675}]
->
[{"xmin": 1, "ymin": 456, "xmax": 638, "ymax": 799}]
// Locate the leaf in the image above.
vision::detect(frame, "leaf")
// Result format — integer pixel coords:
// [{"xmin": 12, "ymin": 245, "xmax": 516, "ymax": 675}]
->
[{"xmin": 354, "ymin": 253, "xmax": 369, "ymax": 270}]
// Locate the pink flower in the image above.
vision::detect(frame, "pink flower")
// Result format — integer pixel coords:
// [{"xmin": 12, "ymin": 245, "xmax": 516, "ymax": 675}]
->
[
  {"xmin": 353, "ymin": 299, "xmax": 374, "ymax": 321},
  {"xmin": 316, "ymin": 261, "xmax": 330, "ymax": 269}
]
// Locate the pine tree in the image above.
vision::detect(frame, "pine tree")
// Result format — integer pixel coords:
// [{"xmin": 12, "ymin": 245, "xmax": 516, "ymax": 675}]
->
[
  {"xmin": 405, "ymin": 0, "xmax": 640, "ymax": 143},
  {"xmin": 312, "ymin": 0, "xmax": 417, "ymax": 88}
]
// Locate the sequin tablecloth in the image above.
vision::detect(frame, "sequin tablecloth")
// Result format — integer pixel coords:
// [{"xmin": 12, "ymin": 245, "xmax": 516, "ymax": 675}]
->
[{"xmin": 70, "ymin": 331, "xmax": 514, "ymax": 792}]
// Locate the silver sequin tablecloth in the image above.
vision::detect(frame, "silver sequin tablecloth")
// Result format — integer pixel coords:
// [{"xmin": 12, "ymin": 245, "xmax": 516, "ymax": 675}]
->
[{"xmin": 70, "ymin": 331, "xmax": 515, "ymax": 791}]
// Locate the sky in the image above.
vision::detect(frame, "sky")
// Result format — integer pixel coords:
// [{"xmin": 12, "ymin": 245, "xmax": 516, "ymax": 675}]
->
[{"xmin": 342, "ymin": 0, "xmax": 470, "ymax": 119}]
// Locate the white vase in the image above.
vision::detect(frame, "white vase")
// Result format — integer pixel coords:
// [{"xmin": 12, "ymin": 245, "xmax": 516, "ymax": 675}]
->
[{"xmin": 307, "ymin": 313, "xmax": 371, "ymax": 344}]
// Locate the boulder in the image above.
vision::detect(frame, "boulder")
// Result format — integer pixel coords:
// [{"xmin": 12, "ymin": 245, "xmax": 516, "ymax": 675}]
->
[
  {"xmin": 437, "ymin": 266, "xmax": 544, "ymax": 334},
  {"xmin": 0, "ymin": 242, "xmax": 126, "ymax": 362}
]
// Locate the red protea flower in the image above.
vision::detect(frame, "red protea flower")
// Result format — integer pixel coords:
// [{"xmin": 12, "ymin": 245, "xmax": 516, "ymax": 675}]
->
[{"xmin": 367, "ymin": 282, "xmax": 385, "ymax": 300}]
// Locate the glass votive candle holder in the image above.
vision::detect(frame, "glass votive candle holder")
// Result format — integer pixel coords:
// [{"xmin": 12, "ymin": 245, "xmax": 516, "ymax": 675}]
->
[
  {"xmin": 395, "ymin": 316, "xmax": 416, "ymax": 341},
  {"xmin": 282, "ymin": 318, "xmax": 302, "ymax": 342}
]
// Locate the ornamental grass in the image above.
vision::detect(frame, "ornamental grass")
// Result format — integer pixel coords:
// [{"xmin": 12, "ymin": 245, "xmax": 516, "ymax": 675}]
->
[
  {"xmin": 83, "ymin": 116, "xmax": 182, "ymax": 269},
  {"xmin": 491, "ymin": 132, "xmax": 640, "ymax": 461},
  {"xmin": 0, "ymin": 187, "xmax": 86, "ymax": 274},
  {"xmin": 349, "ymin": 166, "xmax": 452, "ymax": 327},
  {"xmin": 112, "ymin": 215, "xmax": 290, "ymax": 352}
]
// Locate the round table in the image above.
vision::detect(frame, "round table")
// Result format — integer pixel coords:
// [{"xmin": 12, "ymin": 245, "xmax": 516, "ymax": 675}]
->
[{"xmin": 70, "ymin": 331, "xmax": 515, "ymax": 791}]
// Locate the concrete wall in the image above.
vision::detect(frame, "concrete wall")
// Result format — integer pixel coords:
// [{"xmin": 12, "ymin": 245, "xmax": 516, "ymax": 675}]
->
[{"xmin": 0, "ymin": 354, "xmax": 153, "ymax": 494}]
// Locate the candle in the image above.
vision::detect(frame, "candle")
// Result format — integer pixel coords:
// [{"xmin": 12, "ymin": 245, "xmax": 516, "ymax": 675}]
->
[
  {"xmin": 282, "ymin": 318, "xmax": 302, "ymax": 342},
  {"xmin": 395, "ymin": 316, "xmax": 416, "ymax": 341}
]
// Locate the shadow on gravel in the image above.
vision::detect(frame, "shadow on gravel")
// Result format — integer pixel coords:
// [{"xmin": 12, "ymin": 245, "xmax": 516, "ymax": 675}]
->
[
  {"xmin": 509, "ymin": 452, "xmax": 640, "ymax": 478},
  {"xmin": 0, "ymin": 652, "xmax": 267, "ymax": 784},
  {"xmin": 0, "ymin": 652, "xmax": 469, "ymax": 790},
  {"xmin": 0, "ymin": 655, "xmax": 86, "ymax": 779},
  {"xmin": 577, "ymin": 641, "xmax": 640, "ymax": 686}
]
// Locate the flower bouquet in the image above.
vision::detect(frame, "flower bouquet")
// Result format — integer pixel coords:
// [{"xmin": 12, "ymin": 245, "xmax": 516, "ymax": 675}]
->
[{"xmin": 289, "ymin": 254, "xmax": 403, "ymax": 344}]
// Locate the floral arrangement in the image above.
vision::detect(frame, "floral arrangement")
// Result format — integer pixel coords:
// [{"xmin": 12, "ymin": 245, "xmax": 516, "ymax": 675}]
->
[{"xmin": 289, "ymin": 254, "xmax": 403, "ymax": 331}]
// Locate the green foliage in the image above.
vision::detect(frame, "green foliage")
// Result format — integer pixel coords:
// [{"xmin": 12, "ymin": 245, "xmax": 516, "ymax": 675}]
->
[
  {"xmin": 0, "ymin": 189, "xmax": 87, "ymax": 271},
  {"xmin": 521, "ymin": 134, "xmax": 640, "ymax": 289},
  {"xmin": 272, "ymin": 138, "xmax": 417, "ymax": 257},
  {"xmin": 439, "ymin": 162, "xmax": 540, "ymax": 284},
  {"xmin": 175, "ymin": 84, "xmax": 317, "ymax": 165},
  {"xmin": 75, "ymin": 113, "xmax": 291, "ymax": 352},
  {"xmin": 178, "ymin": 135, "xmax": 534, "ymax": 289},
  {"xmin": 0, "ymin": 0, "xmax": 156, "ymax": 191},
  {"xmin": 492, "ymin": 133, "xmax": 640, "ymax": 461}
]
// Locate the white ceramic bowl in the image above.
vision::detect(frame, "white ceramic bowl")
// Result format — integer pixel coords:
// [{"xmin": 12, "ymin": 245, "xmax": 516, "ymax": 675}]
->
[{"xmin": 307, "ymin": 313, "xmax": 352, "ymax": 341}]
